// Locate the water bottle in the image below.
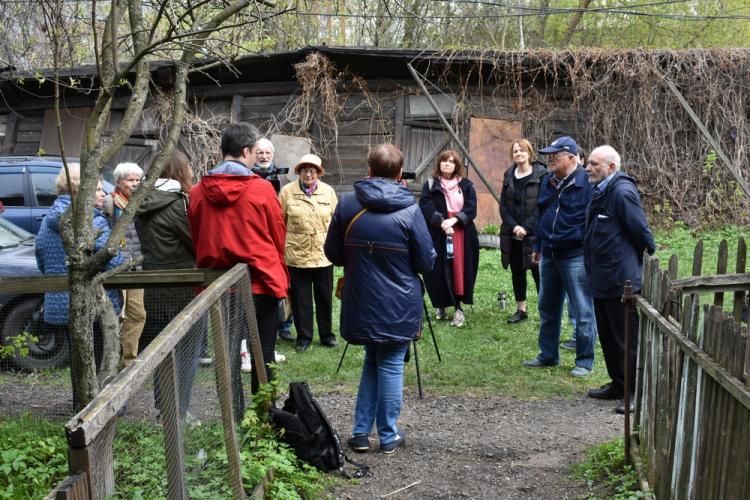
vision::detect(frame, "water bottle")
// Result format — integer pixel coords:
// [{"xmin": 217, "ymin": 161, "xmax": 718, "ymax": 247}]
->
[
  {"xmin": 446, "ymin": 235, "xmax": 454, "ymax": 259},
  {"xmin": 498, "ymin": 292, "xmax": 507, "ymax": 310}
]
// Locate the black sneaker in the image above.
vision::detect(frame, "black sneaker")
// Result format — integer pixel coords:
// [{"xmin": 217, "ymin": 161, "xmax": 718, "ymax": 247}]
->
[
  {"xmin": 279, "ymin": 330, "xmax": 295, "ymax": 342},
  {"xmin": 560, "ymin": 340, "xmax": 576, "ymax": 350},
  {"xmin": 380, "ymin": 432, "xmax": 406, "ymax": 454},
  {"xmin": 347, "ymin": 434, "xmax": 370, "ymax": 452},
  {"xmin": 507, "ymin": 310, "xmax": 528, "ymax": 324},
  {"xmin": 295, "ymin": 343, "xmax": 309, "ymax": 352},
  {"xmin": 321, "ymin": 337, "xmax": 338, "ymax": 348}
]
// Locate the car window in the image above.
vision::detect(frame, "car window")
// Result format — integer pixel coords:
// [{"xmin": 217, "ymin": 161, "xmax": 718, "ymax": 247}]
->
[
  {"xmin": 0, "ymin": 172, "xmax": 25, "ymax": 207},
  {"xmin": 30, "ymin": 171, "xmax": 57, "ymax": 207}
]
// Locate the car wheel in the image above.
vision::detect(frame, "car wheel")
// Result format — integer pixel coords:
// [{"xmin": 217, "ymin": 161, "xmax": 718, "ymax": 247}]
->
[{"xmin": 1, "ymin": 298, "xmax": 70, "ymax": 371}]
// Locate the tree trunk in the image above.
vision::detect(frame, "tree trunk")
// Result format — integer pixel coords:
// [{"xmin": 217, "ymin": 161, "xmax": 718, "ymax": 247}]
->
[
  {"xmin": 560, "ymin": 0, "xmax": 592, "ymax": 46},
  {"xmin": 68, "ymin": 266, "xmax": 100, "ymax": 410},
  {"xmin": 96, "ymin": 283, "xmax": 121, "ymax": 385}
]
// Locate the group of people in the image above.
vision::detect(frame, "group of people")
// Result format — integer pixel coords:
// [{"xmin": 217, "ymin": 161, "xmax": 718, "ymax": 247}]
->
[
  {"xmin": 33, "ymin": 122, "xmax": 653, "ymax": 454},
  {"xmin": 500, "ymin": 136, "xmax": 655, "ymax": 414}
]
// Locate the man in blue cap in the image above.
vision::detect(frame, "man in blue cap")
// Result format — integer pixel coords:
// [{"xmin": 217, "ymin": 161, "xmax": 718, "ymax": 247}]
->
[{"xmin": 522, "ymin": 136, "xmax": 597, "ymax": 377}]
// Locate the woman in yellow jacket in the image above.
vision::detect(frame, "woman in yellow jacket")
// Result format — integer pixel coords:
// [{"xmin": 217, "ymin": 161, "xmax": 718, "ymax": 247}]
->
[{"xmin": 279, "ymin": 154, "xmax": 339, "ymax": 352}]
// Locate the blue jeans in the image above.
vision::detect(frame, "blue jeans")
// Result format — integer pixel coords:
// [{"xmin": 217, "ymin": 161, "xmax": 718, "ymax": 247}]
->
[
  {"xmin": 353, "ymin": 342, "xmax": 409, "ymax": 445},
  {"xmin": 536, "ymin": 252, "xmax": 596, "ymax": 369}
]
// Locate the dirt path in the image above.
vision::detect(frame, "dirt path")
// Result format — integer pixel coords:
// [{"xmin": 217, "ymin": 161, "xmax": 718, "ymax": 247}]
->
[
  {"xmin": 321, "ymin": 390, "xmax": 622, "ymax": 499},
  {"xmin": 1, "ymin": 374, "xmax": 622, "ymax": 498}
]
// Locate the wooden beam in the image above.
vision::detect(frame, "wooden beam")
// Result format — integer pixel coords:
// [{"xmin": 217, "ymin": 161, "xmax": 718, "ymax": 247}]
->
[
  {"xmin": 209, "ymin": 303, "xmax": 246, "ymax": 500},
  {"xmin": 158, "ymin": 352, "xmax": 188, "ymax": 500},
  {"xmin": 635, "ymin": 295, "xmax": 750, "ymax": 412},
  {"xmin": 664, "ymin": 78, "xmax": 750, "ymax": 199},
  {"xmin": 671, "ymin": 273, "xmax": 750, "ymax": 295},
  {"xmin": 406, "ymin": 63, "xmax": 501, "ymax": 204},
  {"xmin": 0, "ymin": 269, "xmax": 226, "ymax": 294},
  {"xmin": 65, "ymin": 265, "xmax": 248, "ymax": 447},
  {"xmin": 412, "ymin": 138, "xmax": 449, "ymax": 179}
]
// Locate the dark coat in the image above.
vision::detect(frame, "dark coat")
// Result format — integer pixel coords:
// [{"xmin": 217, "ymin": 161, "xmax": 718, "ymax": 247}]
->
[
  {"xmin": 534, "ymin": 166, "xmax": 593, "ymax": 258},
  {"xmin": 324, "ymin": 178, "xmax": 436, "ymax": 345},
  {"xmin": 583, "ymin": 172, "xmax": 655, "ymax": 298},
  {"xmin": 418, "ymin": 177, "xmax": 480, "ymax": 307},
  {"xmin": 135, "ymin": 181, "xmax": 197, "ymax": 351},
  {"xmin": 499, "ymin": 160, "xmax": 547, "ymax": 269}
]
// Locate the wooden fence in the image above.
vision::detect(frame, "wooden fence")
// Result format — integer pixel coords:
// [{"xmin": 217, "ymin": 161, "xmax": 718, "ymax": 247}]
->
[
  {"xmin": 26, "ymin": 264, "xmax": 266, "ymax": 499},
  {"xmin": 632, "ymin": 238, "xmax": 750, "ymax": 499}
]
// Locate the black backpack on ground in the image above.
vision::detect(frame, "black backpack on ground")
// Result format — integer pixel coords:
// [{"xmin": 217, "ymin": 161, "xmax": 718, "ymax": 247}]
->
[{"xmin": 270, "ymin": 381, "xmax": 368, "ymax": 477}]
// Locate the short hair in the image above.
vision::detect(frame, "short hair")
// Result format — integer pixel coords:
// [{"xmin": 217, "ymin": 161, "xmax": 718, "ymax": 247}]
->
[
  {"xmin": 152, "ymin": 150, "xmax": 193, "ymax": 193},
  {"xmin": 55, "ymin": 163, "xmax": 81, "ymax": 195},
  {"xmin": 509, "ymin": 139, "xmax": 534, "ymax": 163},
  {"xmin": 431, "ymin": 149, "xmax": 465, "ymax": 178},
  {"xmin": 368, "ymin": 144, "xmax": 403, "ymax": 179},
  {"xmin": 591, "ymin": 145, "xmax": 621, "ymax": 170},
  {"xmin": 114, "ymin": 162, "xmax": 143, "ymax": 182},
  {"xmin": 255, "ymin": 137, "xmax": 274, "ymax": 152},
  {"xmin": 221, "ymin": 122, "xmax": 261, "ymax": 158}
]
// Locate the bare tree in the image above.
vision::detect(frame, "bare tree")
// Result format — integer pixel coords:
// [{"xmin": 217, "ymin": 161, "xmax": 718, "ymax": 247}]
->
[{"xmin": 24, "ymin": 0, "xmax": 277, "ymax": 409}]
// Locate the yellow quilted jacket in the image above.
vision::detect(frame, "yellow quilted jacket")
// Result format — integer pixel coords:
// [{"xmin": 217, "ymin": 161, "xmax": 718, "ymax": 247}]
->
[{"xmin": 279, "ymin": 180, "xmax": 338, "ymax": 268}]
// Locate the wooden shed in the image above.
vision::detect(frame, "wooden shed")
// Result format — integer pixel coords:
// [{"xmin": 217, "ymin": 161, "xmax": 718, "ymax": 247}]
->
[{"xmin": 0, "ymin": 47, "xmax": 579, "ymax": 230}]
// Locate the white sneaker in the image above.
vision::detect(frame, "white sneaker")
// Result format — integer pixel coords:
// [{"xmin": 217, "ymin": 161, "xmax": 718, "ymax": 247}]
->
[
  {"xmin": 241, "ymin": 351, "xmax": 252, "ymax": 372},
  {"xmin": 274, "ymin": 351, "xmax": 286, "ymax": 363},
  {"xmin": 451, "ymin": 310, "xmax": 465, "ymax": 327}
]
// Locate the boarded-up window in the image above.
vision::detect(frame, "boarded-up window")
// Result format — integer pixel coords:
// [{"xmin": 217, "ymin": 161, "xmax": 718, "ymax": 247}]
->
[{"xmin": 40, "ymin": 108, "xmax": 92, "ymax": 157}]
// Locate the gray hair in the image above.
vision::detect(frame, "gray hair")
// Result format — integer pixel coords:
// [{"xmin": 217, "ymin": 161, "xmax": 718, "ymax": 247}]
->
[
  {"xmin": 255, "ymin": 137, "xmax": 274, "ymax": 152},
  {"xmin": 591, "ymin": 145, "xmax": 621, "ymax": 170},
  {"xmin": 113, "ymin": 162, "xmax": 143, "ymax": 182}
]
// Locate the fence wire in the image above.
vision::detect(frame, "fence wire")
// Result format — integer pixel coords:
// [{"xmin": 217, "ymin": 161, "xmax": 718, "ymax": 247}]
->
[{"xmin": 0, "ymin": 267, "xmax": 259, "ymax": 499}]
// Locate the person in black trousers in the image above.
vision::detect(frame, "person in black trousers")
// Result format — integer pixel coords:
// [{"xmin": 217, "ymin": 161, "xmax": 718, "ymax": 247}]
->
[{"xmin": 500, "ymin": 139, "xmax": 547, "ymax": 324}]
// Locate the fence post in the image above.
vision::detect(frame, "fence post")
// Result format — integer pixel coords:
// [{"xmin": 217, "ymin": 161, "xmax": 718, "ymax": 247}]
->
[
  {"xmin": 67, "ymin": 420, "xmax": 116, "ymax": 499},
  {"xmin": 209, "ymin": 302, "xmax": 247, "ymax": 500},
  {"xmin": 732, "ymin": 238, "xmax": 746, "ymax": 322},
  {"xmin": 157, "ymin": 351, "xmax": 188, "ymax": 500},
  {"xmin": 622, "ymin": 280, "xmax": 634, "ymax": 466}
]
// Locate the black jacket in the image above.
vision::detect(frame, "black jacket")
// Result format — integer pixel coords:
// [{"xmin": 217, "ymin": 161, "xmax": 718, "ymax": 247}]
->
[
  {"xmin": 499, "ymin": 160, "xmax": 547, "ymax": 269},
  {"xmin": 418, "ymin": 177, "xmax": 480, "ymax": 307},
  {"xmin": 135, "ymin": 187, "xmax": 195, "ymax": 271},
  {"xmin": 583, "ymin": 172, "xmax": 655, "ymax": 298}
]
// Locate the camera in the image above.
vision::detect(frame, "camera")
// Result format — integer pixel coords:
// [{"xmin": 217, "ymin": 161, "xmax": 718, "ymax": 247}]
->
[
  {"xmin": 401, "ymin": 171, "xmax": 417, "ymax": 180},
  {"xmin": 251, "ymin": 166, "xmax": 289, "ymax": 179}
]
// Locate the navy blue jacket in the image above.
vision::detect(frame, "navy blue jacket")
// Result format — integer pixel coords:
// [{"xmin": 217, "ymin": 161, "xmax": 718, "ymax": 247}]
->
[
  {"xmin": 583, "ymin": 172, "xmax": 655, "ymax": 298},
  {"xmin": 534, "ymin": 166, "xmax": 593, "ymax": 258},
  {"xmin": 324, "ymin": 178, "xmax": 436, "ymax": 345}
]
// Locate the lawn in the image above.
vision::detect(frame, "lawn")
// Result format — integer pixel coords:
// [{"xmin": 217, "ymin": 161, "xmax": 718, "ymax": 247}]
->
[{"xmin": 274, "ymin": 224, "xmax": 750, "ymax": 399}]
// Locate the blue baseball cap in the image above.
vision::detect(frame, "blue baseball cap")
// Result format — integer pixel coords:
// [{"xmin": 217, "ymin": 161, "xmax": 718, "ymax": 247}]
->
[{"xmin": 538, "ymin": 136, "xmax": 578, "ymax": 156}]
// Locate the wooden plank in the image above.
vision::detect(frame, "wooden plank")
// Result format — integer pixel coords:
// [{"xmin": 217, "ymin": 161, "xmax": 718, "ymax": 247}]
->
[
  {"xmin": 336, "ymin": 119, "xmax": 393, "ymax": 135},
  {"xmin": 393, "ymin": 96, "xmax": 405, "ymax": 149},
  {"xmin": 16, "ymin": 131, "xmax": 41, "ymax": 143},
  {"xmin": 0, "ymin": 268, "xmax": 225, "ymax": 294},
  {"xmin": 46, "ymin": 473, "xmax": 89, "ymax": 500},
  {"xmin": 635, "ymin": 295, "xmax": 750, "ymax": 412},
  {"xmin": 67, "ymin": 420, "xmax": 115, "ymax": 499},
  {"xmin": 238, "ymin": 273, "xmax": 266, "ymax": 383},
  {"xmin": 1, "ymin": 112, "xmax": 19, "ymax": 153},
  {"xmin": 189, "ymin": 82, "xmax": 300, "ymax": 98},
  {"xmin": 230, "ymin": 95, "xmax": 243, "ymax": 123},
  {"xmin": 65, "ymin": 265, "xmax": 248, "ymax": 446},
  {"xmin": 714, "ymin": 240, "xmax": 729, "ymax": 307},
  {"xmin": 671, "ymin": 273, "xmax": 750, "ymax": 295},
  {"xmin": 733, "ymin": 238, "xmax": 746, "ymax": 322},
  {"xmin": 628, "ymin": 434, "xmax": 655, "ymax": 499},
  {"xmin": 158, "ymin": 352, "xmax": 188, "ymax": 500},
  {"xmin": 209, "ymin": 303, "xmax": 246, "ymax": 500}
]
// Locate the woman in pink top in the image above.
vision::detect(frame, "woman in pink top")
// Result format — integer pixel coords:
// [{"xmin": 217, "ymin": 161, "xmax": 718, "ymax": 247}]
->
[{"xmin": 418, "ymin": 150, "xmax": 480, "ymax": 327}]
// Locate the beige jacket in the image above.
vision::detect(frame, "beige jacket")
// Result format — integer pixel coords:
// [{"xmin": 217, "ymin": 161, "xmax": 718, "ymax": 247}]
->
[{"xmin": 279, "ymin": 180, "xmax": 338, "ymax": 268}]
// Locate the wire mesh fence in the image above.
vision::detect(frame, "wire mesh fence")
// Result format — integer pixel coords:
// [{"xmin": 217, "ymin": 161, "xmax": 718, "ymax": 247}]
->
[{"xmin": 0, "ymin": 265, "xmax": 263, "ymax": 499}]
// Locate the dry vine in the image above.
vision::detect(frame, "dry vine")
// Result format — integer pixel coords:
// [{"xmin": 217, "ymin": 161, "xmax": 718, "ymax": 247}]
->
[{"xmin": 422, "ymin": 48, "xmax": 750, "ymax": 226}]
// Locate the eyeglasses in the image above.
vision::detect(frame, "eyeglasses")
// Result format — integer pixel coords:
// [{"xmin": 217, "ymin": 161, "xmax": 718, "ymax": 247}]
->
[
  {"xmin": 299, "ymin": 167, "xmax": 319, "ymax": 175},
  {"xmin": 548, "ymin": 152, "xmax": 574, "ymax": 161}
]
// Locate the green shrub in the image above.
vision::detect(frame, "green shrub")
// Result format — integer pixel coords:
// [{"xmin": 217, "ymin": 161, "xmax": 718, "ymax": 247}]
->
[
  {"xmin": 572, "ymin": 437, "xmax": 646, "ymax": 499},
  {"xmin": 0, "ymin": 414, "xmax": 68, "ymax": 499},
  {"xmin": 481, "ymin": 224, "xmax": 499, "ymax": 235}
]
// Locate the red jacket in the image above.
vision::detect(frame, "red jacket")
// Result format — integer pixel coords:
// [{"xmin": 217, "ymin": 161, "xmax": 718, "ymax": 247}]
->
[{"xmin": 189, "ymin": 173, "xmax": 289, "ymax": 298}]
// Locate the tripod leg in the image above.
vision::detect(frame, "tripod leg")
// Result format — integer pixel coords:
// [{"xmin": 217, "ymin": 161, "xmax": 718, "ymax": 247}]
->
[
  {"xmin": 335, "ymin": 342, "xmax": 350, "ymax": 375},
  {"xmin": 423, "ymin": 299, "xmax": 441, "ymax": 362},
  {"xmin": 412, "ymin": 340, "xmax": 423, "ymax": 399}
]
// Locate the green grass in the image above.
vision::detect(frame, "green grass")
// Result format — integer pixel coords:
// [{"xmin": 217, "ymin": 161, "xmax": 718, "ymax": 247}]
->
[
  {"xmin": 572, "ymin": 437, "xmax": 646, "ymax": 499},
  {"xmin": 276, "ymin": 225, "xmax": 750, "ymax": 399}
]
